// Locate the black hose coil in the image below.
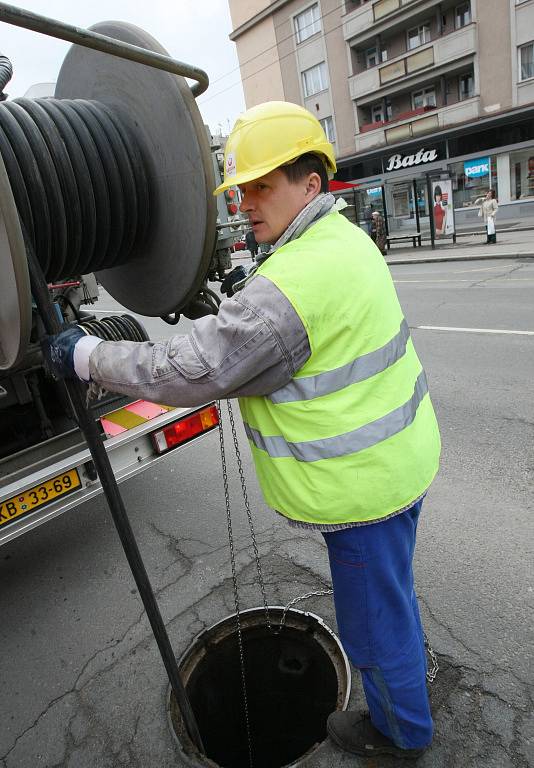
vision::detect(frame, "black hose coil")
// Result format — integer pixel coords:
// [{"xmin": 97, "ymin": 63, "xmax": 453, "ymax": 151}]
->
[
  {"xmin": 0, "ymin": 97, "xmax": 150, "ymax": 280},
  {"xmin": 79, "ymin": 314, "xmax": 149, "ymax": 342},
  {"xmin": 0, "ymin": 55, "xmax": 12, "ymax": 99}
]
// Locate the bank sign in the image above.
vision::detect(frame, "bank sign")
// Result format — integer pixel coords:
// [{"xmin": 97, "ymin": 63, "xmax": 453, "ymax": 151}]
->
[{"xmin": 464, "ymin": 157, "xmax": 490, "ymax": 178}]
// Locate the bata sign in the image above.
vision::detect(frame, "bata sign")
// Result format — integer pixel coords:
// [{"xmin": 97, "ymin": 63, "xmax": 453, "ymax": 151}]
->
[{"xmin": 385, "ymin": 148, "xmax": 438, "ymax": 171}]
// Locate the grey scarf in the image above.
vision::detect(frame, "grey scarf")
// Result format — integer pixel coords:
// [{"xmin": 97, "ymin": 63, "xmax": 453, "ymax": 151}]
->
[{"xmin": 233, "ymin": 192, "xmax": 336, "ymax": 291}]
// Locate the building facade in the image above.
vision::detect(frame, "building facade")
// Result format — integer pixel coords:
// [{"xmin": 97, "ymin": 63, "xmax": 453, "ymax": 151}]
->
[{"xmin": 228, "ymin": 0, "xmax": 534, "ymax": 232}]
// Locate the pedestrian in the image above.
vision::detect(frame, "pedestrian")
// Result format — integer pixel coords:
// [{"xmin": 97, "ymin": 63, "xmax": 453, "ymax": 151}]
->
[
  {"xmin": 245, "ymin": 228, "xmax": 259, "ymax": 258},
  {"xmin": 45, "ymin": 101, "xmax": 441, "ymax": 760},
  {"xmin": 474, "ymin": 189, "xmax": 498, "ymax": 244},
  {"xmin": 370, "ymin": 210, "xmax": 387, "ymax": 254}
]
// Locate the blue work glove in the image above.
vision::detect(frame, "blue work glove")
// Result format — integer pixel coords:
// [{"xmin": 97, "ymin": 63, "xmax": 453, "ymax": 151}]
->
[
  {"xmin": 220, "ymin": 265, "xmax": 248, "ymax": 297},
  {"xmin": 42, "ymin": 326, "xmax": 87, "ymax": 380}
]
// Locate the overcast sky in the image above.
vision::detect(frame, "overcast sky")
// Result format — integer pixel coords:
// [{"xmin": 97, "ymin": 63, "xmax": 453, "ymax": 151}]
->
[{"xmin": 1, "ymin": 0, "xmax": 246, "ymax": 135}]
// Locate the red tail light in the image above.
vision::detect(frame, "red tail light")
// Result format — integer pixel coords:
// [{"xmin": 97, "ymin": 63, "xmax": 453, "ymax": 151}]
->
[{"xmin": 151, "ymin": 405, "xmax": 219, "ymax": 454}]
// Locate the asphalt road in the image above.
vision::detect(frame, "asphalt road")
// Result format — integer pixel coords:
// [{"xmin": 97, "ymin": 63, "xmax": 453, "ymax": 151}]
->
[{"xmin": 1, "ymin": 258, "xmax": 533, "ymax": 768}]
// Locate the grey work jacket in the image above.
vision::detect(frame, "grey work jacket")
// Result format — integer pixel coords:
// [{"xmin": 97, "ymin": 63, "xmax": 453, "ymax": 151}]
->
[{"xmin": 89, "ymin": 276, "xmax": 311, "ymax": 406}]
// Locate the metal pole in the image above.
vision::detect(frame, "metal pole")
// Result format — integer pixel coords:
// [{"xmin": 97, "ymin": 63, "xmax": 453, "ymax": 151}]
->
[
  {"xmin": 0, "ymin": 2, "xmax": 209, "ymax": 96},
  {"xmin": 381, "ymin": 184, "xmax": 390, "ymax": 247},
  {"xmin": 25, "ymin": 242, "xmax": 205, "ymax": 755},
  {"xmin": 426, "ymin": 173, "xmax": 436, "ymax": 250},
  {"xmin": 449, "ymin": 175, "xmax": 457, "ymax": 243},
  {"xmin": 413, "ymin": 179, "xmax": 421, "ymax": 246}
]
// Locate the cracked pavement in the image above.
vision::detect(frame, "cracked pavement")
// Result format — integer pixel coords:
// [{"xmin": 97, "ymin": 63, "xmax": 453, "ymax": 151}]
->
[{"xmin": 1, "ymin": 259, "xmax": 533, "ymax": 767}]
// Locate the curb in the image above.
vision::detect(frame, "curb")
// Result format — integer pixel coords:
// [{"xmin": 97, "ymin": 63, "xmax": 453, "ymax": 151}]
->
[{"xmin": 386, "ymin": 252, "xmax": 534, "ymax": 265}]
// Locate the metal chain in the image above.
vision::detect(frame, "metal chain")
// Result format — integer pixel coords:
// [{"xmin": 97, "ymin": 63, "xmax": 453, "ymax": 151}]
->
[
  {"xmin": 216, "ymin": 401, "xmax": 254, "ymax": 768},
  {"xmin": 424, "ymin": 631, "xmax": 439, "ymax": 683},
  {"xmin": 225, "ymin": 400, "xmax": 271, "ymax": 630},
  {"xmin": 277, "ymin": 588, "xmax": 439, "ymax": 684},
  {"xmin": 278, "ymin": 589, "xmax": 333, "ymax": 631}
]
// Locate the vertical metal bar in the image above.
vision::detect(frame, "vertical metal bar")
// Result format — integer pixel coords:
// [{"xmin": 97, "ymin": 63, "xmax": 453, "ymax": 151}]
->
[
  {"xmin": 427, "ymin": 173, "xmax": 436, "ymax": 249},
  {"xmin": 26, "ymin": 243, "xmax": 205, "ymax": 755},
  {"xmin": 413, "ymin": 178, "xmax": 421, "ymax": 246},
  {"xmin": 450, "ymin": 175, "xmax": 457, "ymax": 243},
  {"xmin": 381, "ymin": 184, "xmax": 390, "ymax": 248}
]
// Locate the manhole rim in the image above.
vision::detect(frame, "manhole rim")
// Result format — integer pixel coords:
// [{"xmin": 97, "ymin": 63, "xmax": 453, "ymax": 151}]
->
[{"xmin": 166, "ymin": 605, "xmax": 351, "ymax": 768}]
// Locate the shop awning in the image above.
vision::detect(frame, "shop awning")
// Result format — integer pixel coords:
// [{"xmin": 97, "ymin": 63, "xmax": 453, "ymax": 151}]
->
[{"xmin": 329, "ymin": 180, "xmax": 359, "ymax": 191}]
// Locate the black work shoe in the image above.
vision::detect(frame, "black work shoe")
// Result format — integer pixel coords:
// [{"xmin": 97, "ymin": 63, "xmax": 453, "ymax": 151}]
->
[{"xmin": 327, "ymin": 710, "xmax": 428, "ymax": 759}]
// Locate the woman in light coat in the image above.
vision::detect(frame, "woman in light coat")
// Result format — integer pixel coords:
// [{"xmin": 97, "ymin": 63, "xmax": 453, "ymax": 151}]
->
[{"xmin": 474, "ymin": 189, "xmax": 498, "ymax": 244}]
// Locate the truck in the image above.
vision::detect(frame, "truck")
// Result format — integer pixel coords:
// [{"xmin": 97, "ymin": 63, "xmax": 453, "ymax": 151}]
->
[{"xmin": 0, "ymin": 17, "xmax": 241, "ymax": 547}]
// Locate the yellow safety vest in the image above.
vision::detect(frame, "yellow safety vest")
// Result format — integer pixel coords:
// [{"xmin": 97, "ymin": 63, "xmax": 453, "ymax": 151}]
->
[{"xmin": 239, "ymin": 211, "xmax": 441, "ymax": 524}]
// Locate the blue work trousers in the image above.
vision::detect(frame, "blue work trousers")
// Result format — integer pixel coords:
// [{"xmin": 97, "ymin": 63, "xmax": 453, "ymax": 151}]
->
[{"xmin": 322, "ymin": 500, "xmax": 432, "ymax": 750}]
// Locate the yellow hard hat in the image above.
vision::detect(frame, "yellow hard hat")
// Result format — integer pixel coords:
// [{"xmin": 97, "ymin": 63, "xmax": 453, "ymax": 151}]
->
[{"xmin": 213, "ymin": 101, "xmax": 336, "ymax": 195}]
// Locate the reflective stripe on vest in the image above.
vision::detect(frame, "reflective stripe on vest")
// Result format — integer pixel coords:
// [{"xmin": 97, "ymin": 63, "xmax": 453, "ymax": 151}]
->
[
  {"xmin": 269, "ymin": 318, "xmax": 410, "ymax": 404},
  {"xmin": 244, "ymin": 369, "xmax": 428, "ymax": 462}
]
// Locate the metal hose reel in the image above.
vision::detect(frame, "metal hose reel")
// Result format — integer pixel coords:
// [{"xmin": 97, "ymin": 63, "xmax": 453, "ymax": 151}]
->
[
  {"xmin": 0, "ymin": 18, "xmax": 217, "ymax": 370},
  {"xmin": 0, "ymin": 7, "xmax": 220, "ymax": 752}
]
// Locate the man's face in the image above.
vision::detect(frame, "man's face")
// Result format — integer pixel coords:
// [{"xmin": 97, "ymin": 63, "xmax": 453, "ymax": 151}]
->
[{"xmin": 238, "ymin": 168, "xmax": 320, "ymax": 244}]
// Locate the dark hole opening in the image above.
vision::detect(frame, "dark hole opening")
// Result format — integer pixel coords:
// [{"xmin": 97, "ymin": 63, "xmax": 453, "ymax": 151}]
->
[{"xmin": 173, "ymin": 623, "xmax": 339, "ymax": 768}]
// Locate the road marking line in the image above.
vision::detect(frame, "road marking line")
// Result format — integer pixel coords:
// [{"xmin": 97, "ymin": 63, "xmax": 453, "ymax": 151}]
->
[
  {"xmin": 413, "ymin": 326, "xmax": 534, "ymax": 336},
  {"xmin": 448, "ymin": 263, "xmax": 516, "ymax": 273},
  {"xmin": 392, "ymin": 263, "xmax": 517, "ymax": 275}
]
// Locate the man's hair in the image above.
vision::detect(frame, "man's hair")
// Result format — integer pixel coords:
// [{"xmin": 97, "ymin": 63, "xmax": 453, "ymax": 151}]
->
[{"xmin": 280, "ymin": 152, "xmax": 329, "ymax": 193}]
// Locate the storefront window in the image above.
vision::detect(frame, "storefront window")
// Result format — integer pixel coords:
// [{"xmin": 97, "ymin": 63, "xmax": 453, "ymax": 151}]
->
[
  {"xmin": 510, "ymin": 149, "xmax": 534, "ymax": 200},
  {"xmin": 382, "ymin": 181, "xmax": 428, "ymax": 235},
  {"xmin": 355, "ymin": 187, "xmax": 384, "ymax": 234},
  {"xmin": 391, "ymin": 185, "xmax": 411, "ymax": 217},
  {"xmin": 448, "ymin": 156, "xmax": 498, "ymax": 208}
]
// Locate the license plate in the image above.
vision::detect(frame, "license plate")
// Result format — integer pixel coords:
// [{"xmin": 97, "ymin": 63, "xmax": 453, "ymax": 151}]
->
[{"xmin": 0, "ymin": 469, "xmax": 81, "ymax": 528}]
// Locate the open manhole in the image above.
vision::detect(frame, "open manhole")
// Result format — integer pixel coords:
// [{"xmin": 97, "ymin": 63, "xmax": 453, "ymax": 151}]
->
[{"xmin": 168, "ymin": 606, "xmax": 351, "ymax": 768}]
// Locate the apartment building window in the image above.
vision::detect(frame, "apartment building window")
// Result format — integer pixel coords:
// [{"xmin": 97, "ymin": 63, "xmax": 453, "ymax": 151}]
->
[
  {"xmin": 371, "ymin": 99, "xmax": 392, "ymax": 123},
  {"xmin": 302, "ymin": 62, "xmax": 328, "ymax": 97},
  {"xmin": 459, "ymin": 72, "xmax": 474, "ymax": 100},
  {"xmin": 365, "ymin": 46, "xmax": 387, "ymax": 68},
  {"xmin": 519, "ymin": 43, "xmax": 534, "ymax": 81},
  {"xmin": 366, "ymin": 46, "xmax": 378, "ymax": 68},
  {"xmin": 294, "ymin": 4, "xmax": 321, "ymax": 44},
  {"xmin": 412, "ymin": 87, "xmax": 436, "ymax": 109},
  {"xmin": 371, "ymin": 104, "xmax": 383, "ymax": 123},
  {"xmin": 319, "ymin": 116, "xmax": 336, "ymax": 142},
  {"xmin": 455, "ymin": 2, "xmax": 471, "ymax": 29},
  {"xmin": 407, "ymin": 22, "xmax": 430, "ymax": 51}
]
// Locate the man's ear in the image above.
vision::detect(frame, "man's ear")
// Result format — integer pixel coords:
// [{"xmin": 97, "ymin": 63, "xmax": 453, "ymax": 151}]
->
[{"xmin": 305, "ymin": 172, "xmax": 322, "ymax": 199}]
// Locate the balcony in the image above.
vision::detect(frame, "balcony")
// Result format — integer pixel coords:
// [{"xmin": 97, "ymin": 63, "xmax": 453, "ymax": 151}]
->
[
  {"xmin": 359, "ymin": 105, "xmax": 435, "ymax": 132},
  {"xmin": 344, "ymin": 0, "xmax": 432, "ymax": 42},
  {"xmin": 349, "ymin": 23, "xmax": 476, "ymax": 102},
  {"xmin": 354, "ymin": 96, "xmax": 480, "ymax": 152}
]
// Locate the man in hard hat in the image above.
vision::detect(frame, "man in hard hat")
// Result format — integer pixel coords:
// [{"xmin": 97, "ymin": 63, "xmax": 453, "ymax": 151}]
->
[{"xmin": 45, "ymin": 101, "xmax": 440, "ymax": 760}]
